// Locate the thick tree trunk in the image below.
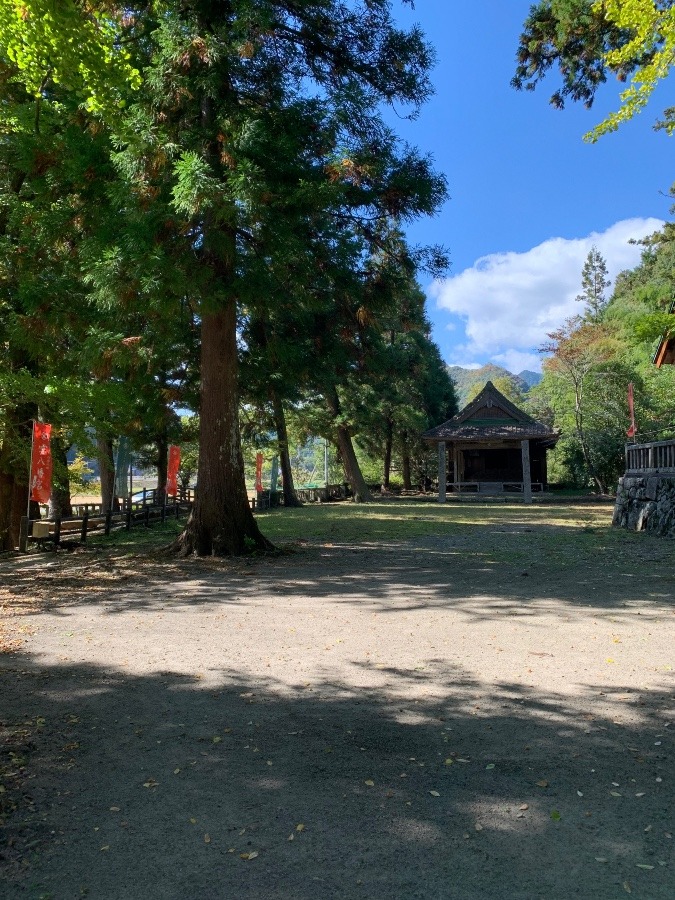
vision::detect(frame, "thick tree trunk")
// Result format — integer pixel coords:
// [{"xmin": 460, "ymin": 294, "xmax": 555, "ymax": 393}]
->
[
  {"xmin": 175, "ymin": 301, "xmax": 274, "ymax": 555},
  {"xmin": 0, "ymin": 410, "xmax": 34, "ymax": 550},
  {"xmin": 48, "ymin": 438, "xmax": 73, "ymax": 519},
  {"xmin": 325, "ymin": 388, "xmax": 371, "ymax": 502},
  {"xmin": 97, "ymin": 436, "xmax": 119, "ymax": 512},
  {"xmin": 0, "ymin": 470, "xmax": 17, "ymax": 551},
  {"xmin": 271, "ymin": 390, "xmax": 302, "ymax": 507}
]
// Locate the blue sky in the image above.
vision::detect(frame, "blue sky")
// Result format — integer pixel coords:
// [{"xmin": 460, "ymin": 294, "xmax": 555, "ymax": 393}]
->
[{"xmin": 388, "ymin": 1, "xmax": 673, "ymax": 372}]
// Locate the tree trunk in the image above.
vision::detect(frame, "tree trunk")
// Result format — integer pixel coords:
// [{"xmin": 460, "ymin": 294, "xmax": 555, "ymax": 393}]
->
[
  {"xmin": 401, "ymin": 430, "xmax": 412, "ymax": 490},
  {"xmin": 271, "ymin": 389, "xmax": 302, "ymax": 507},
  {"xmin": 48, "ymin": 437, "xmax": 73, "ymax": 519},
  {"xmin": 325, "ymin": 388, "xmax": 372, "ymax": 502},
  {"xmin": 382, "ymin": 419, "xmax": 393, "ymax": 489},
  {"xmin": 0, "ymin": 410, "xmax": 34, "ymax": 550},
  {"xmin": 97, "ymin": 435, "xmax": 119, "ymax": 512},
  {"xmin": 156, "ymin": 431, "xmax": 168, "ymax": 502},
  {"xmin": 574, "ymin": 381, "xmax": 606, "ymax": 493},
  {"xmin": 175, "ymin": 301, "xmax": 274, "ymax": 555}
]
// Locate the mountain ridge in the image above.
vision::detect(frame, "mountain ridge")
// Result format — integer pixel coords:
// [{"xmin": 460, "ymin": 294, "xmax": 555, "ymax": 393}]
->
[{"xmin": 447, "ymin": 364, "xmax": 542, "ymax": 408}]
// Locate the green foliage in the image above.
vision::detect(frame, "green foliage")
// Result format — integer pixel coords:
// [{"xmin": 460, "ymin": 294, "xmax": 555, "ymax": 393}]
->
[
  {"xmin": 68, "ymin": 452, "xmax": 94, "ymax": 490},
  {"xmin": 535, "ymin": 223, "xmax": 675, "ymax": 490},
  {"xmin": 513, "ymin": 0, "xmax": 675, "ymax": 140},
  {"xmin": 576, "ymin": 246, "xmax": 610, "ymax": 321},
  {"xmin": 0, "ymin": 0, "xmax": 141, "ymax": 114}
]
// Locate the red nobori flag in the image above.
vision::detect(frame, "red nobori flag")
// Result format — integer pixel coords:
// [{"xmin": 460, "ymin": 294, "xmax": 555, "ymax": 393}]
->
[
  {"xmin": 627, "ymin": 382, "xmax": 637, "ymax": 438},
  {"xmin": 166, "ymin": 445, "xmax": 180, "ymax": 496},
  {"xmin": 30, "ymin": 422, "xmax": 52, "ymax": 503},
  {"xmin": 255, "ymin": 452, "xmax": 263, "ymax": 492}
]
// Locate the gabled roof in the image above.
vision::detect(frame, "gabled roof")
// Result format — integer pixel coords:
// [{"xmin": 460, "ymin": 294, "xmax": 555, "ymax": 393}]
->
[{"xmin": 422, "ymin": 381, "xmax": 559, "ymax": 443}]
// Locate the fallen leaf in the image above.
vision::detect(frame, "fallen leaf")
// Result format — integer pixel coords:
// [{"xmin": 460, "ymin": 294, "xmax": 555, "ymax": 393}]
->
[
  {"xmin": 212, "ymin": 736, "xmax": 222, "ymax": 744},
  {"xmin": 240, "ymin": 851, "xmax": 258, "ymax": 860},
  {"xmin": 444, "ymin": 758, "xmax": 454, "ymax": 766},
  {"xmin": 635, "ymin": 792, "xmax": 645, "ymax": 797},
  {"xmin": 595, "ymin": 858, "xmax": 607, "ymax": 863},
  {"xmin": 143, "ymin": 779, "xmax": 158, "ymax": 788},
  {"xmin": 174, "ymin": 768, "xmax": 181, "ymax": 774},
  {"xmin": 577, "ymin": 791, "xmax": 583, "ymax": 797},
  {"xmin": 100, "ymin": 846, "xmax": 110, "ymax": 852},
  {"xmin": 550, "ymin": 810, "xmax": 561, "ymax": 821},
  {"xmin": 190, "ymin": 817, "xmax": 197, "ymax": 825},
  {"xmin": 429, "ymin": 790, "xmax": 440, "ymax": 797},
  {"xmin": 610, "ymin": 791, "xmax": 622, "ymax": 797},
  {"xmin": 623, "ymin": 881, "xmax": 631, "ymax": 893},
  {"xmin": 204, "ymin": 834, "xmax": 211, "ymax": 844},
  {"xmin": 364, "ymin": 779, "xmax": 375, "ymax": 786},
  {"xmin": 519, "ymin": 804, "xmax": 529, "ymax": 811},
  {"xmin": 474, "ymin": 823, "xmax": 483, "ymax": 831},
  {"xmin": 296, "ymin": 823, "xmax": 305, "ymax": 832},
  {"xmin": 485, "ymin": 764, "xmax": 495, "ymax": 770},
  {"xmin": 109, "ymin": 806, "xmax": 120, "ymax": 812},
  {"xmin": 536, "ymin": 780, "xmax": 548, "ymax": 788},
  {"xmin": 636, "ymin": 864, "xmax": 654, "ymax": 870},
  {"xmin": 288, "ymin": 834, "xmax": 294, "ymax": 842}
]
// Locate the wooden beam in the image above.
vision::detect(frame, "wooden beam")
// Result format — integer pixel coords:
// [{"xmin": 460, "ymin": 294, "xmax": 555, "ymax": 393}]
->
[{"xmin": 438, "ymin": 442, "xmax": 446, "ymax": 504}]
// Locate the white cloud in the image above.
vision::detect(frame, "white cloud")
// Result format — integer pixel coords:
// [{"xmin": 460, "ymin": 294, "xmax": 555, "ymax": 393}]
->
[{"xmin": 430, "ymin": 217, "xmax": 664, "ymax": 372}]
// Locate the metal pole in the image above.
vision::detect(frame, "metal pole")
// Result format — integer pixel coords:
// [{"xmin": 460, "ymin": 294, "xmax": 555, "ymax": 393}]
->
[
  {"xmin": 324, "ymin": 439, "xmax": 328, "ymax": 487},
  {"xmin": 129, "ymin": 458, "xmax": 133, "ymax": 512}
]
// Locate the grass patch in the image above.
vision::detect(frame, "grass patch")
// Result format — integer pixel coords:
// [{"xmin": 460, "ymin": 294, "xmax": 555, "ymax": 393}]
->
[{"xmin": 78, "ymin": 499, "xmax": 674, "ymax": 585}]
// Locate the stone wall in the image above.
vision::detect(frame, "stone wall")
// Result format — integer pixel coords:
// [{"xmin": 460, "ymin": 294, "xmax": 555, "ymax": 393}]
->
[{"xmin": 612, "ymin": 474, "xmax": 675, "ymax": 537}]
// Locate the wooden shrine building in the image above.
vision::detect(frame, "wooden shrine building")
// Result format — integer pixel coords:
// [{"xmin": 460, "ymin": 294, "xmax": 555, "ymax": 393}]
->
[
  {"xmin": 654, "ymin": 300, "xmax": 675, "ymax": 367},
  {"xmin": 422, "ymin": 381, "xmax": 559, "ymax": 503}
]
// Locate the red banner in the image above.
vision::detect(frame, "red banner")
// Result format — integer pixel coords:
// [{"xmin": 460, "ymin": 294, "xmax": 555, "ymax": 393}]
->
[
  {"xmin": 30, "ymin": 422, "xmax": 52, "ymax": 503},
  {"xmin": 627, "ymin": 382, "xmax": 637, "ymax": 438},
  {"xmin": 255, "ymin": 452, "xmax": 263, "ymax": 492},
  {"xmin": 166, "ymin": 445, "xmax": 180, "ymax": 496}
]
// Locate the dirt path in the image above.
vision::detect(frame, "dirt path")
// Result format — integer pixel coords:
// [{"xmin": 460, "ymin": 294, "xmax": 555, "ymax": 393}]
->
[{"xmin": 1, "ymin": 501, "xmax": 673, "ymax": 899}]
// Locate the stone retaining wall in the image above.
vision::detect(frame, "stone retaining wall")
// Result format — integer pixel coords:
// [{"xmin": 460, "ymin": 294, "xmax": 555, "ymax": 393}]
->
[{"xmin": 612, "ymin": 474, "xmax": 675, "ymax": 537}]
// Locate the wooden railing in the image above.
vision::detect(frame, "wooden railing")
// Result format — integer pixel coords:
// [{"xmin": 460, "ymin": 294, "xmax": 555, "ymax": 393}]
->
[
  {"xmin": 625, "ymin": 438, "xmax": 675, "ymax": 473},
  {"xmin": 294, "ymin": 483, "xmax": 351, "ymax": 503},
  {"xmin": 20, "ymin": 490, "xmax": 194, "ymax": 552},
  {"xmin": 447, "ymin": 481, "xmax": 544, "ymax": 495}
]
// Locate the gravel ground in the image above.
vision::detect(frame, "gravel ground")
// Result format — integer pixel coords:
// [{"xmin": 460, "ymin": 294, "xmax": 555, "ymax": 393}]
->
[{"xmin": 0, "ymin": 503, "xmax": 673, "ymax": 900}]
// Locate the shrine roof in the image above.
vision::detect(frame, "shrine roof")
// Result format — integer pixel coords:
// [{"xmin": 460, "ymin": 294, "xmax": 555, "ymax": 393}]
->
[{"xmin": 422, "ymin": 381, "xmax": 559, "ymax": 444}]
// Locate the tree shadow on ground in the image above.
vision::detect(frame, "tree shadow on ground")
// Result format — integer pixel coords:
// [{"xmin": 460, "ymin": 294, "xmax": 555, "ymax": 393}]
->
[
  {"xmin": 1, "ymin": 650, "xmax": 673, "ymax": 900},
  {"xmin": 1, "ymin": 516, "xmax": 672, "ymax": 626}
]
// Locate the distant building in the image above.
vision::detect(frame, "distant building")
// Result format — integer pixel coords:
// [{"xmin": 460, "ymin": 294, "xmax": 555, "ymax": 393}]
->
[{"xmin": 422, "ymin": 381, "xmax": 559, "ymax": 503}]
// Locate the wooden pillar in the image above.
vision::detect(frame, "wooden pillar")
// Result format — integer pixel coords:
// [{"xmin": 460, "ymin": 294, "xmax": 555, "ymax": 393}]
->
[
  {"xmin": 456, "ymin": 448, "xmax": 462, "ymax": 491},
  {"xmin": 521, "ymin": 439, "xmax": 532, "ymax": 504},
  {"xmin": 438, "ymin": 441, "xmax": 446, "ymax": 504}
]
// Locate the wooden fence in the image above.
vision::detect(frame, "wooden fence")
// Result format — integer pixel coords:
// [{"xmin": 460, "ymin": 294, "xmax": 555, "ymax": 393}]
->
[
  {"xmin": 19, "ymin": 482, "xmax": 355, "ymax": 552},
  {"xmin": 20, "ymin": 489, "xmax": 194, "ymax": 552},
  {"xmin": 625, "ymin": 438, "xmax": 675, "ymax": 474}
]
